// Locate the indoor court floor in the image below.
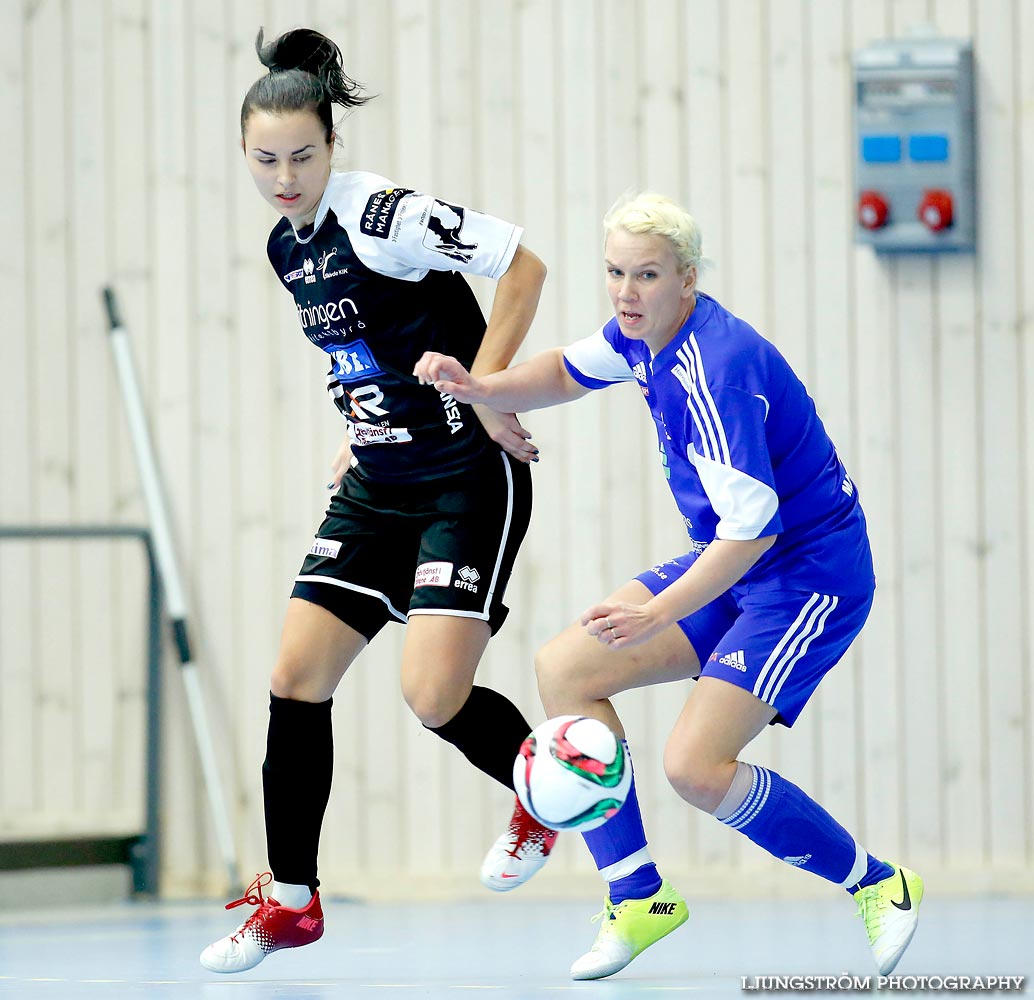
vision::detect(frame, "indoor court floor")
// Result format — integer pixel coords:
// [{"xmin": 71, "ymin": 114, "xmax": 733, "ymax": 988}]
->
[{"xmin": 0, "ymin": 892, "xmax": 1029, "ymax": 997}]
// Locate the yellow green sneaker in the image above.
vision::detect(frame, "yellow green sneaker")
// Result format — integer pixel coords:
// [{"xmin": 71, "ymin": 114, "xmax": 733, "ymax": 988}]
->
[
  {"xmin": 570, "ymin": 879, "xmax": 689, "ymax": 981},
  {"xmin": 853, "ymin": 863, "xmax": 924, "ymax": 975}
]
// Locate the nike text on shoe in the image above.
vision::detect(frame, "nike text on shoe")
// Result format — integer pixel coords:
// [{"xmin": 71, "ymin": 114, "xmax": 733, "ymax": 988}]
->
[
  {"xmin": 480, "ymin": 796, "xmax": 559, "ymax": 892},
  {"xmin": 853, "ymin": 863, "xmax": 924, "ymax": 975},
  {"xmin": 199, "ymin": 872, "xmax": 324, "ymax": 973},
  {"xmin": 570, "ymin": 879, "xmax": 689, "ymax": 981}
]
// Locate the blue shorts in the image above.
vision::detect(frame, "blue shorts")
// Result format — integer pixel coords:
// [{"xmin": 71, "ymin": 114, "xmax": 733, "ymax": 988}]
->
[{"xmin": 637, "ymin": 554, "xmax": 874, "ymax": 727}]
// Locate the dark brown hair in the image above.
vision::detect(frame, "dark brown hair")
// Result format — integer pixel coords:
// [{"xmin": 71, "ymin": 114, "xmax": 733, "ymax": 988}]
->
[{"xmin": 241, "ymin": 28, "xmax": 372, "ymax": 140}]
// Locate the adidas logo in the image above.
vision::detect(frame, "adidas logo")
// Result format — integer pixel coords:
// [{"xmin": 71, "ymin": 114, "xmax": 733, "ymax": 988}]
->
[
  {"xmin": 648, "ymin": 901, "xmax": 678, "ymax": 915},
  {"xmin": 841, "ymin": 476, "xmax": 855, "ymax": 497},
  {"xmin": 718, "ymin": 649, "xmax": 747, "ymax": 672},
  {"xmin": 782, "ymin": 853, "xmax": 812, "ymax": 867},
  {"xmin": 632, "ymin": 361, "xmax": 648, "ymax": 384}
]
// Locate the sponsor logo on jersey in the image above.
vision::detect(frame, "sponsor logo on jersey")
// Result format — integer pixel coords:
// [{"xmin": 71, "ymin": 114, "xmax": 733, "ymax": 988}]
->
[
  {"xmin": 632, "ymin": 360, "xmax": 649, "ymax": 395},
  {"xmin": 415, "ymin": 560, "xmax": 453, "ymax": 588},
  {"xmin": 338, "ymin": 383, "xmax": 388, "ymax": 421},
  {"xmin": 323, "ymin": 339, "xmax": 384, "ymax": 383},
  {"xmin": 317, "ymin": 247, "xmax": 349, "ymax": 280},
  {"xmin": 309, "ymin": 537, "xmax": 342, "ymax": 559},
  {"xmin": 349, "ymin": 422, "xmax": 412, "ymax": 446},
  {"xmin": 718, "ymin": 650, "xmax": 747, "ymax": 672},
  {"xmin": 303, "ymin": 257, "xmax": 316, "ymax": 284},
  {"xmin": 649, "ymin": 562, "xmax": 670, "ymax": 580},
  {"xmin": 360, "ymin": 187, "xmax": 414, "ymax": 239},
  {"xmin": 284, "ymin": 268, "xmax": 305, "ymax": 283},
  {"xmin": 423, "ymin": 200, "xmax": 478, "ymax": 263},
  {"xmin": 439, "ymin": 389, "xmax": 464, "ymax": 434},
  {"xmin": 454, "ymin": 565, "xmax": 480, "ymax": 593},
  {"xmin": 297, "ymin": 296, "xmax": 359, "ymax": 333},
  {"xmin": 782, "ymin": 854, "xmax": 812, "ymax": 867}
]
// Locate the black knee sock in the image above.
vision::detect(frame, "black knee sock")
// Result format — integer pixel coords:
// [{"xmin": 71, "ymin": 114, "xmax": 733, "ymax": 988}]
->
[
  {"xmin": 262, "ymin": 693, "xmax": 333, "ymax": 894},
  {"xmin": 425, "ymin": 685, "xmax": 532, "ymax": 791}
]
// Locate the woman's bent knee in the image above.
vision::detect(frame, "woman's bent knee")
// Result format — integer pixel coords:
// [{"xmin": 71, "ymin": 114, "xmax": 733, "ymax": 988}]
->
[
  {"xmin": 402, "ymin": 679, "xmax": 466, "ymax": 729},
  {"xmin": 270, "ymin": 656, "xmax": 337, "ymax": 703},
  {"xmin": 663, "ymin": 743, "xmax": 735, "ymax": 812},
  {"xmin": 533, "ymin": 642, "xmax": 562, "ymax": 697}
]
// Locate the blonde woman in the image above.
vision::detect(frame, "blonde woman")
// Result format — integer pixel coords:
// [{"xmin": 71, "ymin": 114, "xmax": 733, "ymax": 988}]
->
[{"xmin": 415, "ymin": 192, "xmax": 922, "ymax": 981}]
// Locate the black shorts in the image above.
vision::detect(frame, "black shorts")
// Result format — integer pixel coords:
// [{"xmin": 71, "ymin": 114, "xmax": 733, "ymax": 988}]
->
[{"xmin": 291, "ymin": 449, "xmax": 532, "ymax": 639}]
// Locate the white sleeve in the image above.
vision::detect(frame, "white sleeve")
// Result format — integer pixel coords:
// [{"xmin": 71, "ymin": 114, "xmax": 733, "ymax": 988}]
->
[
  {"xmin": 691, "ymin": 447, "xmax": 781, "ymax": 540},
  {"xmin": 563, "ymin": 327, "xmax": 636, "ymax": 386},
  {"xmin": 341, "ymin": 174, "xmax": 522, "ymax": 282}
]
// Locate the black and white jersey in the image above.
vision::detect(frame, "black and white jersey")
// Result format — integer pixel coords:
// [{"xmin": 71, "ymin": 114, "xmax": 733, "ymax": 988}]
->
[{"xmin": 267, "ymin": 170, "xmax": 523, "ymax": 482}]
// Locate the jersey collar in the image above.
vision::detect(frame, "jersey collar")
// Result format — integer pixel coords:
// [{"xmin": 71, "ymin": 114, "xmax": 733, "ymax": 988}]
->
[{"xmin": 291, "ymin": 172, "xmax": 341, "ymax": 244}]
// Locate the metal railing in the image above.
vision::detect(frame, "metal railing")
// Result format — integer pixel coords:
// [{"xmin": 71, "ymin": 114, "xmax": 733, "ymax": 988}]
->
[{"xmin": 0, "ymin": 524, "xmax": 162, "ymax": 896}]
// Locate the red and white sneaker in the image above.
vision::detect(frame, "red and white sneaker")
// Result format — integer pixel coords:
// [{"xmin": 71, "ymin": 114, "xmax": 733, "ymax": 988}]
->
[
  {"xmin": 199, "ymin": 872, "xmax": 324, "ymax": 973},
  {"xmin": 480, "ymin": 796, "xmax": 559, "ymax": 891}
]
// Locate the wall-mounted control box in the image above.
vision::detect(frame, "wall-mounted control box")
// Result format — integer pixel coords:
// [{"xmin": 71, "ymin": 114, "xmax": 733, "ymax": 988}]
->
[{"xmin": 854, "ymin": 35, "xmax": 976, "ymax": 253}]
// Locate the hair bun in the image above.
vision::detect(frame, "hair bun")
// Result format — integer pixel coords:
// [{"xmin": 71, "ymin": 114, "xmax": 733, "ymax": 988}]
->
[{"xmin": 255, "ymin": 27, "xmax": 341, "ymax": 80}]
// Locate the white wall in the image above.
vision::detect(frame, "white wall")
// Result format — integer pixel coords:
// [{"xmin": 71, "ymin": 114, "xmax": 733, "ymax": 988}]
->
[{"xmin": 2, "ymin": 0, "xmax": 1032, "ymax": 898}]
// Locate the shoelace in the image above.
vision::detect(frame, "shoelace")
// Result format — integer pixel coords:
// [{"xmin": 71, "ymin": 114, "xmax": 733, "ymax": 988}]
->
[
  {"xmin": 504, "ymin": 811, "xmax": 525, "ymax": 857},
  {"xmin": 225, "ymin": 872, "xmax": 276, "ymax": 944},
  {"xmin": 854, "ymin": 887, "xmax": 885, "ymax": 936},
  {"xmin": 590, "ymin": 899, "xmax": 618, "ymax": 927},
  {"xmin": 226, "ymin": 871, "xmax": 274, "ymax": 911}
]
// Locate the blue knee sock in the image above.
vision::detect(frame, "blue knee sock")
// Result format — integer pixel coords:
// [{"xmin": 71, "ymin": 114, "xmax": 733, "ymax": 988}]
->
[
  {"xmin": 580, "ymin": 743, "xmax": 662, "ymax": 905},
  {"xmin": 719, "ymin": 764, "xmax": 892, "ymax": 893}
]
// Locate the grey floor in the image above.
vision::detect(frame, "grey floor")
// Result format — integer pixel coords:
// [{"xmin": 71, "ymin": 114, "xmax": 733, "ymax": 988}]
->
[{"xmin": 0, "ymin": 892, "xmax": 1029, "ymax": 997}]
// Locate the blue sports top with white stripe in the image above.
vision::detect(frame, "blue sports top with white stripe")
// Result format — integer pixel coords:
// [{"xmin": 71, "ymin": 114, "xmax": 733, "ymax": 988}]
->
[{"xmin": 562, "ymin": 293, "xmax": 875, "ymax": 596}]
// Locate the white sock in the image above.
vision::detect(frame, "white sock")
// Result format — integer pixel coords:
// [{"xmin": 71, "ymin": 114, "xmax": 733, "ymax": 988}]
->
[
  {"xmin": 271, "ymin": 880, "xmax": 312, "ymax": 908},
  {"xmin": 713, "ymin": 761, "xmax": 754, "ymax": 820}
]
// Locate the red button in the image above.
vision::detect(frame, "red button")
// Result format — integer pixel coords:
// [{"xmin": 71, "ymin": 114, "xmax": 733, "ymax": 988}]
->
[
  {"xmin": 858, "ymin": 190, "xmax": 889, "ymax": 230},
  {"xmin": 917, "ymin": 189, "xmax": 953, "ymax": 231}
]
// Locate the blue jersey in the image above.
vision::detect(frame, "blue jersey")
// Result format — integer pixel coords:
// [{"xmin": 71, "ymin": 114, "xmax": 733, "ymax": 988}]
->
[{"xmin": 562, "ymin": 293, "xmax": 875, "ymax": 595}]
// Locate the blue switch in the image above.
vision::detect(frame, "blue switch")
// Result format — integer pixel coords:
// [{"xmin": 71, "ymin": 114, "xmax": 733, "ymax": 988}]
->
[
  {"xmin": 861, "ymin": 135, "xmax": 902, "ymax": 163},
  {"xmin": 909, "ymin": 133, "xmax": 950, "ymax": 162}
]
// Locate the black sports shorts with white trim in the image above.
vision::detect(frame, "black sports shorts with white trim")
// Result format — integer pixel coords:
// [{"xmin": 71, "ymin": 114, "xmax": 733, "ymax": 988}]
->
[{"xmin": 291, "ymin": 448, "xmax": 532, "ymax": 639}]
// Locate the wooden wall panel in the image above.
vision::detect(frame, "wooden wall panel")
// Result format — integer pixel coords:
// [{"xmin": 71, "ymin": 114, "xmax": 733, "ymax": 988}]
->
[
  {"xmin": 972, "ymin": 0, "xmax": 1027, "ymax": 865},
  {"xmin": 886, "ymin": 0, "xmax": 944, "ymax": 865},
  {"xmin": 30, "ymin": 0, "xmax": 77, "ymax": 823},
  {"xmin": 0, "ymin": 0, "xmax": 36, "ymax": 829},
  {"xmin": 2, "ymin": 0, "xmax": 1033, "ymax": 897},
  {"xmin": 927, "ymin": 0, "xmax": 982, "ymax": 880},
  {"xmin": 1017, "ymin": 0, "xmax": 1034, "ymax": 864},
  {"xmin": 69, "ymin": 0, "xmax": 117, "ymax": 827}
]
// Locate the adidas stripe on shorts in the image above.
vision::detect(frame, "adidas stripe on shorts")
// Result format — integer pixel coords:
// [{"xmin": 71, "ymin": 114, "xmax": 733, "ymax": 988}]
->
[{"xmin": 637, "ymin": 553, "xmax": 874, "ymax": 727}]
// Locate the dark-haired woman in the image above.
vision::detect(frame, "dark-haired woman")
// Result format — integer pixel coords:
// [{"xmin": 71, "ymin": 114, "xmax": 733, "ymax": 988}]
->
[{"xmin": 201, "ymin": 27, "xmax": 552, "ymax": 973}]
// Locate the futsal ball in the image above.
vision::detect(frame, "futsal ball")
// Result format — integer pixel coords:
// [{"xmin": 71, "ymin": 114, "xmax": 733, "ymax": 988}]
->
[{"xmin": 513, "ymin": 715, "xmax": 631, "ymax": 831}]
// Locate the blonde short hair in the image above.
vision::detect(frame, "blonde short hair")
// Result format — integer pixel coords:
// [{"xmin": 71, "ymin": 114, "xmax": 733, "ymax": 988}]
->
[{"xmin": 603, "ymin": 191, "xmax": 708, "ymax": 276}]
